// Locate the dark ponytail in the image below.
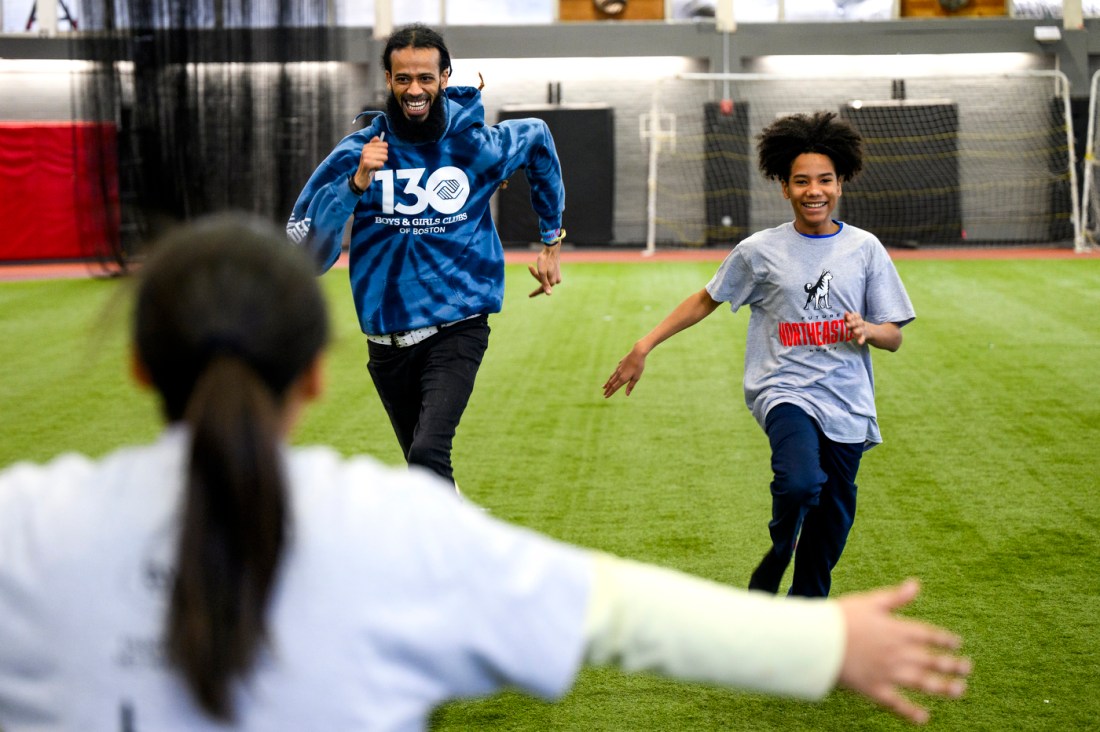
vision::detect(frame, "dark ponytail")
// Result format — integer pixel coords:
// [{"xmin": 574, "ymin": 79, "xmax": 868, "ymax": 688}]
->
[
  {"xmin": 133, "ymin": 214, "xmax": 327, "ymax": 720},
  {"xmin": 168, "ymin": 355, "xmax": 286, "ymax": 717}
]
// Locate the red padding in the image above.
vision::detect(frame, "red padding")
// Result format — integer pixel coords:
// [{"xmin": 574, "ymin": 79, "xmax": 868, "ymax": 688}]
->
[{"xmin": 0, "ymin": 122, "xmax": 119, "ymax": 261}]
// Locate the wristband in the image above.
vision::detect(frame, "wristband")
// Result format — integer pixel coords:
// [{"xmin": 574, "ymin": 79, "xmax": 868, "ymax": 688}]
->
[
  {"xmin": 348, "ymin": 174, "xmax": 366, "ymax": 197},
  {"xmin": 541, "ymin": 227, "xmax": 566, "ymax": 246}
]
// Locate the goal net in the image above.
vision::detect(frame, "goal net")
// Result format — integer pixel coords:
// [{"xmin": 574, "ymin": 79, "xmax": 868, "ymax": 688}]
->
[{"xmin": 642, "ymin": 71, "xmax": 1082, "ymax": 252}]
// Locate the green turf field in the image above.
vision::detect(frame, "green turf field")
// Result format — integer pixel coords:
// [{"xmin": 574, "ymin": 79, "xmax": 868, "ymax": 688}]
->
[{"xmin": 1, "ymin": 257, "xmax": 1098, "ymax": 730}]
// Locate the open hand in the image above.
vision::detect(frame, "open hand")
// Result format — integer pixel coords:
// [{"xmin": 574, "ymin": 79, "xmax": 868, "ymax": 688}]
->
[
  {"xmin": 603, "ymin": 347, "xmax": 647, "ymax": 397},
  {"xmin": 837, "ymin": 579, "xmax": 972, "ymax": 725}
]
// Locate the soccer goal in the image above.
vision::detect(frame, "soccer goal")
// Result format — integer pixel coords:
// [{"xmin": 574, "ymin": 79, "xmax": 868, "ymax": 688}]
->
[{"xmin": 642, "ymin": 71, "xmax": 1083, "ymax": 253}]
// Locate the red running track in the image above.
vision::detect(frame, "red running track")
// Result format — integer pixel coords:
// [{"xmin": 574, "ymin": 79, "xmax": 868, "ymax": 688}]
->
[{"xmin": 1, "ymin": 246, "xmax": 1097, "ymax": 282}]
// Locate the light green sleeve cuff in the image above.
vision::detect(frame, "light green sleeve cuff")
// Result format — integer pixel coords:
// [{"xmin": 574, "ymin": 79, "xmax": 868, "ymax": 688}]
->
[{"xmin": 582, "ymin": 552, "xmax": 845, "ymax": 700}]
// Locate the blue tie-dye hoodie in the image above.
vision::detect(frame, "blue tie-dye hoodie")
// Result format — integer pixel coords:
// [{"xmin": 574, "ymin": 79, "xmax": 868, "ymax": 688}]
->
[{"xmin": 287, "ymin": 86, "xmax": 564, "ymax": 336}]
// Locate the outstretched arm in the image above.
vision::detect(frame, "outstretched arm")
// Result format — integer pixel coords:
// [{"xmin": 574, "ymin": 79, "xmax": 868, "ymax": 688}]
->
[
  {"xmin": 603, "ymin": 288, "xmax": 721, "ymax": 397},
  {"xmin": 583, "ymin": 555, "xmax": 971, "ymax": 725},
  {"xmin": 845, "ymin": 312, "xmax": 903, "ymax": 352}
]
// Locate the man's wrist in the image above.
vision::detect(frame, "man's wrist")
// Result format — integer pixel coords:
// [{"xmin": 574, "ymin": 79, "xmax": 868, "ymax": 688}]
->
[
  {"xmin": 348, "ymin": 174, "xmax": 366, "ymax": 197},
  {"xmin": 541, "ymin": 227, "xmax": 566, "ymax": 246}
]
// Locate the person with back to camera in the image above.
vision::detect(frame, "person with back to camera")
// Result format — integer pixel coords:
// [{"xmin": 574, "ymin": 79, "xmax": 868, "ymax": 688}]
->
[
  {"xmin": 0, "ymin": 214, "xmax": 966, "ymax": 729},
  {"xmin": 604, "ymin": 111, "xmax": 916, "ymax": 599},
  {"xmin": 287, "ymin": 23, "xmax": 566, "ymax": 492}
]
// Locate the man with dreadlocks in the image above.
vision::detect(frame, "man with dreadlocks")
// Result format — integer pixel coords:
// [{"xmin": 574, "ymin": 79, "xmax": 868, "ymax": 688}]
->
[
  {"xmin": 288, "ymin": 24, "xmax": 566, "ymax": 491},
  {"xmin": 603, "ymin": 111, "xmax": 915, "ymax": 599}
]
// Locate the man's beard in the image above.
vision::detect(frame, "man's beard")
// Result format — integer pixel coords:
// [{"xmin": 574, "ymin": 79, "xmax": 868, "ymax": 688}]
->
[{"xmin": 387, "ymin": 91, "xmax": 448, "ymax": 144}]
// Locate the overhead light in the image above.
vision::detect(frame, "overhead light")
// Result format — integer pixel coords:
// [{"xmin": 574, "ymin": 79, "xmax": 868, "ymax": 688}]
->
[{"xmin": 1034, "ymin": 26, "xmax": 1062, "ymax": 44}]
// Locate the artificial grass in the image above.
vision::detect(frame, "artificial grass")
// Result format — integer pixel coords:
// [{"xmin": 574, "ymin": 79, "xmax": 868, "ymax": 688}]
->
[{"xmin": 0, "ymin": 257, "xmax": 1098, "ymax": 730}]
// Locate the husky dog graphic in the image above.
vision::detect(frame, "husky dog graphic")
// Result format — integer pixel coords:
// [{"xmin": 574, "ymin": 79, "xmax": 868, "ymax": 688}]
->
[{"xmin": 803, "ymin": 270, "xmax": 832, "ymax": 310}]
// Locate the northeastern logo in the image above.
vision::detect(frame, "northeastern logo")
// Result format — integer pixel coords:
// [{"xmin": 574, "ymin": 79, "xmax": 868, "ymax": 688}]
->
[
  {"xmin": 778, "ymin": 318, "xmax": 855, "ymax": 348},
  {"xmin": 783, "ymin": 268, "xmax": 855, "ymax": 349},
  {"xmin": 803, "ymin": 270, "xmax": 833, "ymax": 310}
]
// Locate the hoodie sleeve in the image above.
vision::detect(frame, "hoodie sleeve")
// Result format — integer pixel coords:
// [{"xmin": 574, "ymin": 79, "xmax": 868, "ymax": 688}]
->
[
  {"xmin": 495, "ymin": 118, "xmax": 565, "ymax": 239},
  {"xmin": 286, "ymin": 132, "xmax": 371, "ymax": 274}
]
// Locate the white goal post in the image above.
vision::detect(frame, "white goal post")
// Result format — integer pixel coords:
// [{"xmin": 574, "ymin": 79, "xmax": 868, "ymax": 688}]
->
[
  {"xmin": 1078, "ymin": 69, "xmax": 1100, "ymax": 252},
  {"xmin": 642, "ymin": 71, "xmax": 1084, "ymax": 254}
]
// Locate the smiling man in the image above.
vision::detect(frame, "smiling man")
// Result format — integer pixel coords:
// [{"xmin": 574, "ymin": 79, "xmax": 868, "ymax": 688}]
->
[
  {"xmin": 383, "ymin": 37, "xmax": 449, "ymax": 143},
  {"xmin": 288, "ymin": 24, "xmax": 567, "ymax": 490}
]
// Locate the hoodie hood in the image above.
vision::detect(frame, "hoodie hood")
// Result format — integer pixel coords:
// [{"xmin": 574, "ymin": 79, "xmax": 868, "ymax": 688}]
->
[
  {"xmin": 355, "ymin": 86, "xmax": 484, "ymax": 144},
  {"xmin": 441, "ymin": 86, "xmax": 485, "ymax": 135}
]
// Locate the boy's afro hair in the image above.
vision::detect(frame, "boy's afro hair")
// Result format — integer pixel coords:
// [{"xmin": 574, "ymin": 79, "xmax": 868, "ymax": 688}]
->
[{"xmin": 757, "ymin": 111, "xmax": 863, "ymax": 182}]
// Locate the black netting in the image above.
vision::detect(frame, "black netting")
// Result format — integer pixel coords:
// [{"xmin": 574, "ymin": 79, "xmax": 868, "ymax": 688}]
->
[
  {"xmin": 72, "ymin": 1, "xmax": 338, "ymax": 273},
  {"xmin": 651, "ymin": 75, "xmax": 1078, "ymax": 250}
]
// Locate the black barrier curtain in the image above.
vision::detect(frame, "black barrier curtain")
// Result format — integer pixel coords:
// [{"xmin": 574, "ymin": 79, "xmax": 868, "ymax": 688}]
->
[{"xmin": 74, "ymin": 0, "xmax": 336, "ymax": 272}]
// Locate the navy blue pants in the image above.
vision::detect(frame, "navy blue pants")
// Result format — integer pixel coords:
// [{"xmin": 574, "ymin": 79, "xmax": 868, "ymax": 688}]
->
[
  {"xmin": 366, "ymin": 315, "xmax": 489, "ymax": 485},
  {"xmin": 749, "ymin": 402, "xmax": 863, "ymax": 598}
]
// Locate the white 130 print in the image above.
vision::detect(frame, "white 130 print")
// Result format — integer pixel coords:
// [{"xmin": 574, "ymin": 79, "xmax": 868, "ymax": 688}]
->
[{"xmin": 375, "ymin": 167, "xmax": 470, "ymax": 216}]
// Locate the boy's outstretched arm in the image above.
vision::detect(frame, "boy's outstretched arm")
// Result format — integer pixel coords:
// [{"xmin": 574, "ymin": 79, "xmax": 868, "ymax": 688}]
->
[{"xmin": 603, "ymin": 288, "xmax": 721, "ymax": 398}]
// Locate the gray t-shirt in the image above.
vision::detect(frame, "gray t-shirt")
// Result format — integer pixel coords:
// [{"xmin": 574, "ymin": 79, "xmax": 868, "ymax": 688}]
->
[{"xmin": 706, "ymin": 221, "xmax": 915, "ymax": 447}]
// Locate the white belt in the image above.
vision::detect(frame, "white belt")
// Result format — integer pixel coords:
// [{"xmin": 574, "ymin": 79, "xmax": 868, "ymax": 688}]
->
[{"xmin": 366, "ymin": 316, "xmax": 477, "ymax": 348}]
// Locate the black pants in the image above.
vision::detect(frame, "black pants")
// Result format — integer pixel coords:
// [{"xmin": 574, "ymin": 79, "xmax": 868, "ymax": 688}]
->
[
  {"xmin": 749, "ymin": 402, "xmax": 863, "ymax": 598},
  {"xmin": 366, "ymin": 315, "xmax": 489, "ymax": 485}
]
